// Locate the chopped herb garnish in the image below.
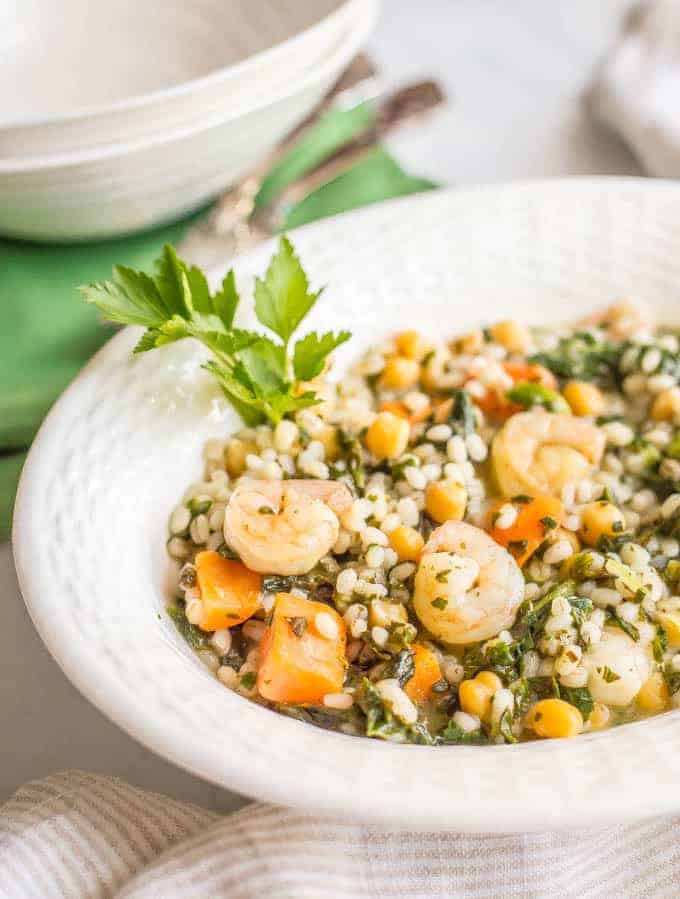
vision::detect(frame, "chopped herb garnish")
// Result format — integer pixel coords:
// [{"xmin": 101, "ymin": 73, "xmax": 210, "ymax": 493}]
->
[
  {"xmin": 240, "ymin": 672, "xmax": 257, "ymax": 690},
  {"xmin": 512, "ymin": 495, "xmax": 533, "ymax": 504},
  {"xmin": 599, "ymin": 665, "xmax": 620, "ymax": 683},
  {"xmin": 508, "ymin": 539, "xmax": 529, "ymax": 554},
  {"xmin": 431, "ymin": 597, "xmax": 448, "ymax": 610},
  {"xmin": 540, "ymin": 516, "xmax": 558, "ymax": 531},
  {"xmin": 285, "ymin": 616, "xmax": 308, "ymax": 638},
  {"xmin": 435, "ymin": 569, "xmax": 451, "ymax": 583}
]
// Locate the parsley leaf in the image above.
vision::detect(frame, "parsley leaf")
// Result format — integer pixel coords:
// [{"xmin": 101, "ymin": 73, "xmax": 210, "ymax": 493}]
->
[
  {"xmin": 254, "ymin": 236, "xmax": 322, "ymax": 343},
  {"xmin": 293, "ymin": 330, "xmax": 351, "ymax": 381},
  {"xmin": 81, "ymin": 237, "xmax": 350, "ymax": 427}
]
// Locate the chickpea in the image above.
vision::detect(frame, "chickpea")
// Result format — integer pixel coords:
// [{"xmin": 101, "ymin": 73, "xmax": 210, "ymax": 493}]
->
[
  {"xmin": 651, "ymin": 387, "xmax": 680, "ymax": 422},
  {"xmin": 226, "ymin": 437, "xmax": 257, "ymax": 477},
  {"xmin": 579, "ymin": 501, "xmax": 626, "ymax": 547},
  {"xmin": 425, "ymin": 479, "xmax": 468, "ymax": 524},
  {"xmin": 490, "ymin": 320, "xmax": 532, "ymax": 354},
  {"xmin": 459, "ymin": 672, "xmax": 501, "ymax": 722},
  {"xmin": 588, "ymin": 702, "xmax": 611, "ymax": 730},
  {"xmin": 525, "ymin": 698, "xmax": 583, "ymax": 739},
  {"xmin": 380, "ymin": 356, "xmax": 421, "ymax": 391},
  {"xmin": 394, "ymin": 330, "xmax": 430, "ymax": 361},
  {"xmin": 563, "ymin": 381, "xmax": 605, "ymax": 417},
  {"xmin": 316, "ymin": 425, "xmax": 341, "ymax": 461},
  {"xmin": 636, "ymin": 672, "xmax": 669, "ymax": 713},
  {"xmin": 365, "ymin": 412, "xmax": 410, "ymax": 460},
  {"xmin": 389, "ymin": 525, "xmax": 425, "ymax": 562}
]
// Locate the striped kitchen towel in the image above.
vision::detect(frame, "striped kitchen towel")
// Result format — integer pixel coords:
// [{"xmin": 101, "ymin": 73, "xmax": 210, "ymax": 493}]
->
[{"xmin": 0, "ymin": 771, "xmax": 679, "ymax": 898}]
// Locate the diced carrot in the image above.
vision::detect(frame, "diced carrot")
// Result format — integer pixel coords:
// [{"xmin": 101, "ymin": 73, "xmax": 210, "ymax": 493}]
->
[
  {"xmin": 380, "ymin": 399, "xmax": 431, "ymax": 425},
  {"xmin": 257, "ymin": 593, "xmax": 346, "ymax": 704},
  {"xmin": 488, "ymin": 494, "xmax": 564, "ymax": 566},
  {"xmin": 472, "ymin": 362, "xmax": 557, "ymax": 421},
  {"xmin": 194, "ymin": 551, "xmax": 262, "ymax": 631},
  {"xmin": 405, "ymin": 644, "xmax": 442, "ymax": 703}
]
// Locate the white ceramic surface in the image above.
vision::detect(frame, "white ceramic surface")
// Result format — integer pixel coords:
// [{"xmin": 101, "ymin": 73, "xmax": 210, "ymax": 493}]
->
[
  {"xmin": 0, "ymin": 1, "xmax": 377, "ymax": 242},
  {"xmin": 13, "ymin": 179, "xmax": 680, "ymax": 831},
  {"xmin": 0, "ymin": 0, "xmax": 362, "ymax": 156}
]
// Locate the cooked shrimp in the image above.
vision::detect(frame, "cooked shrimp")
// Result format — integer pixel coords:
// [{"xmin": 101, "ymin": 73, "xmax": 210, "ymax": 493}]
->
[
  {"xmin": 582, "ymin": 628, "xmax": 651, "ymax": 706},
  {"xmin": 413, "ymin": 520, "xmax": 524, "ymax": 644},
  {"xmin": 223, "ymin": 479, "xmax": 352, "ymax": 575},
  {"xmin": 491, "ymin": 409, "xmax": 605, "ymax": 498},
  {"xmin": 580, "ymin": 300, "xmax": 652, "ymax": 340}
]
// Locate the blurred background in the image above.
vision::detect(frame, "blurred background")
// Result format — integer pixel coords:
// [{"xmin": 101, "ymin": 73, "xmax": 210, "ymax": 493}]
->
[{"xmin": 0, "ymin": 0, "xmax": 652, "ymax": 808}]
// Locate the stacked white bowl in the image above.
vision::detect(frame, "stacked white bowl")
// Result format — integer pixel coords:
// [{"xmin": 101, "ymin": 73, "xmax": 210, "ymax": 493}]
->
[{"xmin": 0, "ymin": 0, "xmax": 378, "ymax": 241}]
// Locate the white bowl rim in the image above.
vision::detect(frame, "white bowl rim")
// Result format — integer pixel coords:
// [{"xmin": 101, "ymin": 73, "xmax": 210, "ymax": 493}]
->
[
  {"xmin": 13, "ymin": 178, "xmax": 680, "ymax": 832},
  {"xmin": 0, "ymin": 0, "xmax": 378, "ymax": 175},
  {"xmin": 0, "ymin": 0, "xmax": 363, "ymax": 131}
]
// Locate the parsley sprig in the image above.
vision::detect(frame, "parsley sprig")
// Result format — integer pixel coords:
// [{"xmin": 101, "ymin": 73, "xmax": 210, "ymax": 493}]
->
[{"xmin": 81, "ymin": 237, "xmax": 350, "ymax": 426}]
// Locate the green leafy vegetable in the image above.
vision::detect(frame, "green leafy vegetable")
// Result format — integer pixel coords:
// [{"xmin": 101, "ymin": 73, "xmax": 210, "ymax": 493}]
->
[
  {"xmin": 506, "ymin": 382, "xmax": 569, "ymax": 413},
  {"xmin": 438, "ymin": 719, "xmax": 487, "ymax": 745},
  {"xmin": 530, "ymin": 332, "xmax": 621, "ymax": 385},
  {"xmin": 167, "ymin": 603, "xmax": 210, "ymax": 651},
  {"xmin": 358, "ymin": 680, "xmax": 434, "ymax": 744},
  {"xmin": 447, "ymin": 389, "xmax": 476, "ymax": 435},
  {"xmin": 652, "ymin": 627, "xmax": 668, "ymax": 664},
  {"xmin": 605, "ymin": 607, "xmax": 640, "ymax": 642},
  {"xmin": 483, "ymin": 640, "xmax": 515, "ymax": 672},
  {"xmin": 558, "ymin": 685, "xmax": 594, "ymax": 721},
  {"xmin": 384, "ymin": 649, "xmax": 416, "ymax": 688},
  {"xmin": 568, "ymin": 595, "xmax": 593, "ymax": 628},
  {"xmin": 81, "ymin": 237, "xmax": 350, "ymax": 426}
]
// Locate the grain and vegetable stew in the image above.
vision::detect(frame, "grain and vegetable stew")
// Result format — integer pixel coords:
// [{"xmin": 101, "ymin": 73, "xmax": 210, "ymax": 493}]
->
[{"xmin": 84, "ymin": 239, "xmax": 680, "ymax": 745}]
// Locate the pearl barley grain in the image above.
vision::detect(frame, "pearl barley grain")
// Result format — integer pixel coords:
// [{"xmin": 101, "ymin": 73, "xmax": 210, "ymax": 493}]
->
[{"xmin": 315, "ymin": 612, "xmax": 339, "ymax": 641}]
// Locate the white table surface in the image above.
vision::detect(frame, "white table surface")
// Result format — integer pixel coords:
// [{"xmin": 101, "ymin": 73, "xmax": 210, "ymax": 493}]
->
[{"xmin": 2, "ymin": 0, "xmax": 640, "ymax": 809}]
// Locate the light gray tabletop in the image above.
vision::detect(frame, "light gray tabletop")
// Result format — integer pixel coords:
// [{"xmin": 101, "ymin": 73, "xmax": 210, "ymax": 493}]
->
[{"xmin": 2, "ymin": 0, "xmax": 639, "ymax": 809}]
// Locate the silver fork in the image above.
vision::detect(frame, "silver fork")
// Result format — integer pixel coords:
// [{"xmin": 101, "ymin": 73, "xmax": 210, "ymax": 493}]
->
[{"xmin": 179, "ymin": 56, "xmax": 444, "ymax": 268}]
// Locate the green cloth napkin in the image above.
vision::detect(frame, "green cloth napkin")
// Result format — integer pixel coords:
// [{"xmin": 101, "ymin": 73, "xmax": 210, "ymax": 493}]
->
[
  {"xmin": 1, "ymin": 131, "xmax": 436, "ymax": 539},
  {"xmin": 0, "ymin": 213, "xmax": 203, "ymax": 540}
]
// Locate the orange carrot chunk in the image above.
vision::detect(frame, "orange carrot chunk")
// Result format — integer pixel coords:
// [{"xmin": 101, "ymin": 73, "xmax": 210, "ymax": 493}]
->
[
  {"xmin": 194, "ymin": 551, "xmax": 262, "ymax": 631},
  {"xmin": 488, "ymin": 494, "xmax": 564, "ymax": 567},
  {"xmin": 405, "ymin": 644, "xmax": 442, "ymax": 703},
  {"xmin": 257, "ymin": 593, "xmax": 346, "ymax": 704}
]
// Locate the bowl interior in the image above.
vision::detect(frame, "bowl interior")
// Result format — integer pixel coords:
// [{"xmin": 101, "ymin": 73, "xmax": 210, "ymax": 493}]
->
[
  {"xmin": 0, "ymin": 0, "xmax": 343, "ymax": 122},
  {"xmin": 13, "ymin": 180, "xmax": 680, "ymax": 831}
]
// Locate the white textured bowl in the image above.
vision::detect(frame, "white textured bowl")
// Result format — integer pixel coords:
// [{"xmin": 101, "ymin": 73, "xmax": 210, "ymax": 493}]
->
[
  {"xmin": 0, "ymin": 0, "xmax": 363, "ymax": 156},
  {"xmin": 0, "ymin": 0, "xmax": 377, "ymax": 242},
  {"xmin": 13, "ymin": 180, "xmax": 680, "ymax": 831}
]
